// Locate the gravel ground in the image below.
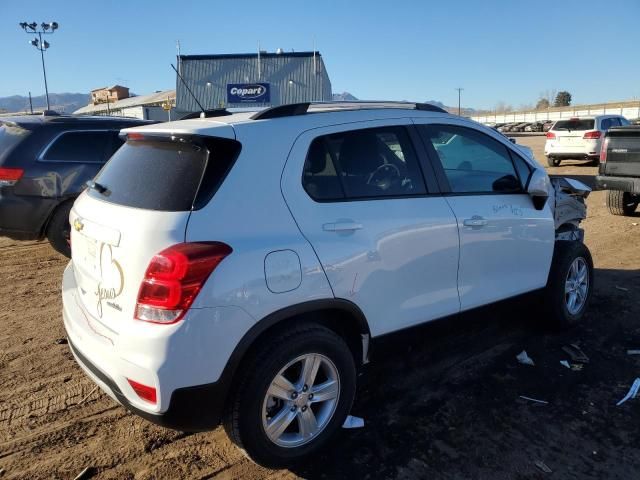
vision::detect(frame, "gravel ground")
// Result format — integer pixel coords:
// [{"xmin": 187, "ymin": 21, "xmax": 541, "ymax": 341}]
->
[{"xmin": 0, "ymin": 136, "xmax": 639, "ymax": 479}]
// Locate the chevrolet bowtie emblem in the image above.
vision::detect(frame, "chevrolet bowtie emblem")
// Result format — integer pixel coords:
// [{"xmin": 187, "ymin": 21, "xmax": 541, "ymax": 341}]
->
[{"xmin": 73, "ymin": 218, "xmax": 84, "ymax": 232}]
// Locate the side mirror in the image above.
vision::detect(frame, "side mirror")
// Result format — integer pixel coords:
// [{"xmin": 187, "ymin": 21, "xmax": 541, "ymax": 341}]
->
[
  {"xmin": 527, "ymin": 169, "xmax": 551, "ymax": 210},
  {"xmin": 509, "ymin": 138, "xmax": 516, "ymax": 144}
]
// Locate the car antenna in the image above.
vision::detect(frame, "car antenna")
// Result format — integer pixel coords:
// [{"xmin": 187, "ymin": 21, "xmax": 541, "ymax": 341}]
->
[{"xmin": 171, "ymin": 63, "xmax": 206, "ymax": 118}]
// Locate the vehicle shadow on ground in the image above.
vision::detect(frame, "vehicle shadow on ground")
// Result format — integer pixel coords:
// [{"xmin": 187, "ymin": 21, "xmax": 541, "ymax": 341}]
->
[{"xmin": 288, "ymin": 268, "xmax": 640, "ymax": 480}]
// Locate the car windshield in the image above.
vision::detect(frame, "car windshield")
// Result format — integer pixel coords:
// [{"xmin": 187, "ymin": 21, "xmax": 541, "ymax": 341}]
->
[{"xmin": 553, "ymin": 119, "xmax": 594, "ymax": 131}]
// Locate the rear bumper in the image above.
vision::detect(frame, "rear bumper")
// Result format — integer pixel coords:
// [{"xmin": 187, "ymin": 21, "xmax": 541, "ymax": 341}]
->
[
  {"xmin": 545, "ymin": 139, "xmax": 600, "ymax": 158},
  {"xmin": 595, "ymin": 175, "xmax": 640, "ymax": 194},
  {"xmin": 62, "ymin": 261, "xmax": 255, "ymax": 432},
  {"xmin": 68, "ymin": 337, "xmax": 225, "ymax": 431}
]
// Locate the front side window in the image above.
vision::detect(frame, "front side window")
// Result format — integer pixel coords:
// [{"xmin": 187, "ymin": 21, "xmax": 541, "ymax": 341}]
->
[
  {"xmin": 423, "ymin": 125, "xmax": 522, "ymax": 194},
  {"xmin": 302, "ymin": 126, "xmax": 427, "ymax": 201},
  {"xmin": 42, "ymin": 131, "xmax": 112, "ymax": 163}
]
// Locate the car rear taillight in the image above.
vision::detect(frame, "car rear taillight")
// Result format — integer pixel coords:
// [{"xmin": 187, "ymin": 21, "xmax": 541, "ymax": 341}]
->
[
  {"xmin": 127, "ymin": 379, "xmax": 157, "ymax": 404},
  {"xmin": 0, "ymin": 167, "xmax": 24, "ymax": 186},
  {"xmin": 135, "ymin": 242, "xmax": 232, "ymax": 324},
  {"xmin": 600, "ymin": 137, "xmax": 610, "ymax": 163},
  {"xmin": 583, "ymin": 131, "xmax": 601, "ymax": 139},
  {"xmin": 546, "ymin": 132, "xmax": 556, "ymax": 139}
]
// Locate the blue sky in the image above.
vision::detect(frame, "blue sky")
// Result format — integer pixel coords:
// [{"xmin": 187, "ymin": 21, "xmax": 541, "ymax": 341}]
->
[{"xmin": 2, "ymin": 0, "xmax": 639, "ymax": 109}]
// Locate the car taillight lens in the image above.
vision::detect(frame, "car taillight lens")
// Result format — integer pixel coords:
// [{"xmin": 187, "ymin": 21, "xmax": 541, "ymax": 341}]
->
[
  {"xmin": 135, "ymin": 242, "xmax": 232, "ymax": 324},
  {"xmin": 600, "ymin": 137, "xmax": 610, "ymax": 163},
  {"xmin": 583, "ymin": 131, "xmax": 601, "ymax": 139},
  {"xmin": 546, "ymin": 132, "xmax": 556, "ymax": 139},
  {"xmin": 127, "ymin": 379, "xmax": 157, "ymax": 404},
  {"xmin": 0, "ymin": 167, "xmax": 24, "ymax": 186}
]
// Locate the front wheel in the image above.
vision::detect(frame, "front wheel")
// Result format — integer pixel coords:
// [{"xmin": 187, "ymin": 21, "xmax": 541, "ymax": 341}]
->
[
  {"xmin": 547, "ymin": 156, "xmax": 561, "ymax": 167},
  {"xmin": 224, "ymin": 323, "xmax": 356, "ymax": 468},
  {"xmin": 543, "ymin": 241, "xmax": 593, "ymax": 329},
  {"xmin": 607, "ymin": 190, "xmax": 639, "ymax": 216}
]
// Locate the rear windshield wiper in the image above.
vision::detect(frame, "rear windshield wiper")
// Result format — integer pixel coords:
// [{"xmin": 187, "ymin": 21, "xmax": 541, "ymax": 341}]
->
[{"xmin": 85, "ymin": 180, "xmax": 109, "ymax": 195}]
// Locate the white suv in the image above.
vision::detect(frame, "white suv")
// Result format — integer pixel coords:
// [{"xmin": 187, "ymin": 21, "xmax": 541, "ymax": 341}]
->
[
  {"xmin": 62, "ymin": 102, "xmax": 593, "ymax": 467},
  {"xmin": 545, "ymin": 115, "xmax": 630, "ymax": 166}
]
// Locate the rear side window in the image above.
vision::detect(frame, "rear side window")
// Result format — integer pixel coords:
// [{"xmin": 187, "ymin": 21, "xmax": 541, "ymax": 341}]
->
[
  {"xmin": 87, "ymin": 136, "xmax": 239, "ymax": 211},
  {"xmin": 302, "ymin": 126, "xmax": 427, "ymax": 201},
  {"xmin": 0, "ymin": 122, "xmax": 31, "ymax": 163},
  {"xmin": 423, "ymin": 125, "xmax": 522, "ymax": 194},
  {"xmin": 553, "ymin": 119, "xmax": 594, "ymax": 131},
  {"xmin": 41, "ymin": 131, "xmax": 112, "ymax": 163}
]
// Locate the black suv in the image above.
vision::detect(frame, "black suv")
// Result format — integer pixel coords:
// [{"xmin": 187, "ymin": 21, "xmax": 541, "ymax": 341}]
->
[
  {"xmin": 0, "ymin": 114, "xmax": 154, "ymax": 256},
  {"xmin": 596, "ymin": 125, "xmax": 640, "ymax": 216}
]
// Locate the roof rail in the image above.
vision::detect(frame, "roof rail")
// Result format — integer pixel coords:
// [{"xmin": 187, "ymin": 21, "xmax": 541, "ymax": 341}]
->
[
  {"xmin": 250, "ymin": 101, "xmax": 447, "ymax": 120},
  {"xmin": 179, "ymin": 108, "xmax": 233, "ymax": 120}
]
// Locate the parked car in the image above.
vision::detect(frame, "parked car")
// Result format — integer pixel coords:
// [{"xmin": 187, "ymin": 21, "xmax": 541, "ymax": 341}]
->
[
  {"xmin": 525, "ymin": 122, "xmax": 544, "ymax": 132},
  {"xmin": 63, "ymin": 101, "xmax": 593, "ymax": 467},
  {"xmin": 498, "ymin": 123, "xmax": 516, "ymax": 132},
  {"xmin": 595, "ymin": 125, "xmax": 640, "ymax": 216},
  {"xmin": 0, "ymin": 114, "xmax": 154, "ymax": 256},
  {"xmin": 543, "ymin": 120, "xmax": 554, "ymax": 132},
  {"xmin": 544, "ymin": 115, "xmax": 630, "ymax": 166}
]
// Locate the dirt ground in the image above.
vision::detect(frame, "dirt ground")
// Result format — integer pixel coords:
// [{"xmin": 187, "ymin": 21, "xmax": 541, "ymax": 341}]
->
[{"xmin": 1, "ymin": 136, "xmax": 639, "ymax": 479}]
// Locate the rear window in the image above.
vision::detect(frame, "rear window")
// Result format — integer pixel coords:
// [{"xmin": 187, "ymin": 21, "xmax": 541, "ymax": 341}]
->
[
  {"xmin": 0, "ymin": 122, "xmax": 31, "ymax": 163},
  {"xmin": 87, "ymin": 136, "xmax": 240, "ymax": 211},
  {"xmin": 553, "ymin": 119, "xmax": 594, "ymax": 131},
  {"xmin": 41, "ymin": 130, "xmax": 113, "ymax": 163}
]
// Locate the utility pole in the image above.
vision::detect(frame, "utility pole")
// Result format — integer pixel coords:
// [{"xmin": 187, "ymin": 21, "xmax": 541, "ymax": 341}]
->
[
  {"xmin": 455, "ymin": 87, "xmax": 464, "ymax": 116},
  {"xmin": 19, "ymin": 21, "xmax": 59, "ymax": 112},
  {"xmin": 28, "ymin": 92, "xmax": 33, "ymax": 114}
]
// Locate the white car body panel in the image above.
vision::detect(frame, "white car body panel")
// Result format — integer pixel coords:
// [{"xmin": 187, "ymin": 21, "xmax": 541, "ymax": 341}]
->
[{"xmin": 281, "ymin": 119, "xmax": 461, "ymax": 336}]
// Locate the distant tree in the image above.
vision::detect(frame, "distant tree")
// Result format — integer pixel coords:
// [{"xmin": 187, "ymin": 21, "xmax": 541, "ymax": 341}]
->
[
  {"xmin": 494, "ymin": 101, "xmax": 513, "ymax": 113},
  {"xmin": 554, "ymin": 91, "xmax": 572, "ymax": 107},
  {"xmin": 536, "ymin": 98, "xmax": 550, "ymax": 110}
]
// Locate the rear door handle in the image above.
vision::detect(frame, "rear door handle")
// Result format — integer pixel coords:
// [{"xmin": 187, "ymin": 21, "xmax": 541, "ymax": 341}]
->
[
  {"xmin": 323, "ymin": 222, "xmax": 364, "ymax": 232},
  {"xmin": 463, "ymin": 216, "xmax": 488, "ymax": 227}
]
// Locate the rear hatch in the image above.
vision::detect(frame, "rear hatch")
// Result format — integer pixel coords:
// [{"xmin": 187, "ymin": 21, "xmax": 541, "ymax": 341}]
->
[
  {"xmin": 0, "ymin": 120, "xmax": 32, "ymax": 185},
  {"xmin": 601, "ymin": 126, "xmax": 640, "ymax": 177},
  {"xmin": 70, "ymin": 131, "xmax": 240, "ymax": 333},
  {"xmin": 551, "ymin": 118, "xmax": 595, "ymax": 146}
]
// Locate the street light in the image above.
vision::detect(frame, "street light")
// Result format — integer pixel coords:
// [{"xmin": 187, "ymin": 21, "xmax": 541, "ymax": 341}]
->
[{"xmin": 19, "ymin": 20, "xmax": 59, "ymax": 111}]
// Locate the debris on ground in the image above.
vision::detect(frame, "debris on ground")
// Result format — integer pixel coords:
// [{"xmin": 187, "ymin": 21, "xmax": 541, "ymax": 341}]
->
[
  {"xmin": 73, "ymin": 467, "xmax": 95, "ymax": 480},
  {"xmin": 55, "ymin": 338, "xmax": 68, "ymax": 345},
  {"xmin": 560, "ymin": 360, "xmax": 570, "ymax": 369},
  {"xmin": 534, "ymin": 460, "xmax": 552, "ymax": 473},
  {"xmin": 616, "ymin": 378, "xmax": 640, "ymax": 406},
  {"xmin": 516, "ymin": 350, "xmax": 535, "ymax": 366},
  {"xmin": 627, "ymin": 350, "xmax": 640, "ymax": 355},
  {"xmin": 562, "ymin": 344, "xmax": 589, "ymax": 364},
  {"xmin": 615, "ymin": 286, "xmax": 630, "ymax": 292},
  {"xmin": 343, "ymin": 415, "xmax": 365, "ymax": 429},
  {"xmin": 519, "ymin": 396, "xmax": 548, "ymax": 405}
]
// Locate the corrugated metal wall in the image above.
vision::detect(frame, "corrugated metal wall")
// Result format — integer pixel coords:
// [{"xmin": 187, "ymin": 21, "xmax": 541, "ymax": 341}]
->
[{"xmin": 176, "ymin": 53, "xmax": 332, "ymax": 111}]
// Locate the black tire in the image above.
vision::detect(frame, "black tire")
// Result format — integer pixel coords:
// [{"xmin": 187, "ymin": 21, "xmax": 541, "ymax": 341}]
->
[
  {"xmin": 543, "ymin": 241, "xmax": 593, "ymax": 330},
  {"xmin": 547, "ymin": 156, "xmax": 561, "ymax": 167},
  {"xmin": 223, "ymin": 322, "xmax": 357, "ymax": 468},
  {"xmin": 606, "ymin": 190, "xmax": 638, "ymax": 216},
  {"xmin": 46, "ymin": 201, "xmax": 73, "ymax": 258}
]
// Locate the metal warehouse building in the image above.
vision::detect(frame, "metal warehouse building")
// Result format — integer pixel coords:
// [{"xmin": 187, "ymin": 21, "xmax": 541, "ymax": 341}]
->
[{"xmin": 176, "ymin": 51, "xmax": 332, "ymax": 112}]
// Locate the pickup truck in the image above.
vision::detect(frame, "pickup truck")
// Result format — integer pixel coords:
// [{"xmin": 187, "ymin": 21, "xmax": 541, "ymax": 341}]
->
[{"xmin": 595, "ymin": 125, "xmax": 640, "ymax": 216}]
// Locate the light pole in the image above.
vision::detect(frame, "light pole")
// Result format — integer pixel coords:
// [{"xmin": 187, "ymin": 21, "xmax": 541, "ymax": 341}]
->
[
  {"xmin": 19, "ymin": 21, "xmax": 59, "ymax": 111},
  {"xmin": 455, "ymin": 87, "xmax": 464, "ymax": 116}
]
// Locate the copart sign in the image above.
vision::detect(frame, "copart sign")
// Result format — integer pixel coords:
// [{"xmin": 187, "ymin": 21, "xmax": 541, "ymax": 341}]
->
[{"xmin": 227, "ymin": 83, "xmax": 270, "ymax": 103}]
